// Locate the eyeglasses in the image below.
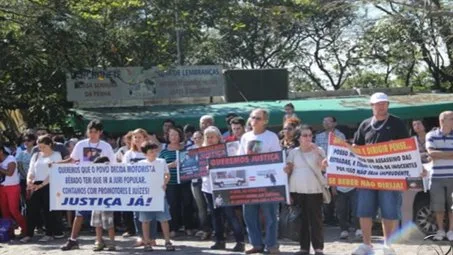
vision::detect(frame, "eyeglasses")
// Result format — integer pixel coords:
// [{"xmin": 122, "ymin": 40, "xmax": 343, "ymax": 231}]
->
[
  {"xmin": 301, "ymin": 134, "xmax": 313, "ymax": 137},
  {"xmin": 250, "ymin": 116, "xmax": 263, "ymax": 121},
  {"xmin": 193, "ymin": 137, "xmax": 202, "ymax": 140},
  {"xmin": 283, "ymin": 127, "xmax": 293, "ymax": 131}
]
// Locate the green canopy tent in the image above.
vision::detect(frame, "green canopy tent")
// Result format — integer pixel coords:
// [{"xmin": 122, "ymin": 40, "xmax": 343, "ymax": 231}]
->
[{"xmin": 69, "ymin": 93, "xmax": 453, "ymax": 134}]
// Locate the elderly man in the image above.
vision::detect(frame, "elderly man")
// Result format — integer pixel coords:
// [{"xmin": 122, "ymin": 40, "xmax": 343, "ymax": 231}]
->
[
  {"xmin": 200, "ymin": 115, "xmax": 215, "ymax": 133},
  {"xmin": 426, "ymin": 111, "xmax": 453, "ymax": 241},
  {"xmin": 351, "ymin": 93, "xmax": 409, "ymax": 255},
  {"xmin": 238, "ymin": 109, "xmax": 281, "ymax": 254}
]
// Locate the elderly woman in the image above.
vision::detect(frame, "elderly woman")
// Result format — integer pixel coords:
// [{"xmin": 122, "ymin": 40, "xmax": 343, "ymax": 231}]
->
[
  {"xmin": 202, "ymin": 126, "xmax": 245, "ymax": 252},
  {"xmin": 285, "ymin": 125, "xmax": 327, "ymax": 255},
  {"xmin": 20, "ymin": 135, "xmax": 62, "ymax": 242}
]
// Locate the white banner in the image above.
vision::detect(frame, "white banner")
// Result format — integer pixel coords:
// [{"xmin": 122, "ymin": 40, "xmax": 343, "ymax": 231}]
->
[
  {"xmin": 208, "ymin": 151, "xmax": 290, "ymax": 207},
  {"xmin": 50, "ymin": 163, "xmax": 164, "ymax": 211},
  {"xmin": 327, "ymin": 134, "xmax": 423, "ymax": 191}
]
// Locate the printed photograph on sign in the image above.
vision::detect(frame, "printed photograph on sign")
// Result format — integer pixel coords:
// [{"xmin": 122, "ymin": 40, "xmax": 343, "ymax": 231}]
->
[
  {"xmin": 226, "ymin": 141, "xmax": 240, "ymax": 156},
  {"xmin": 212, "ymin": 170, "xmax": 247, "ymax": 189},
  {"xmin": 83, "ymin": 147, "xmax": 101, "ymax": 162},
  {"xmin": 179, "ymin": 151, "xmax": 198, "ymax": 171}
]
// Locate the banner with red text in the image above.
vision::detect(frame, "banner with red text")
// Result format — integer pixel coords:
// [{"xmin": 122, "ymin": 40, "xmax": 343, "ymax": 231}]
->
[
  {"xmin": 208, "ymin": 151, "xmax": 289, "ymax": 207},
  {"xmin": 326, "ymin": 134, "xmax": 423, "ymax": 191}
]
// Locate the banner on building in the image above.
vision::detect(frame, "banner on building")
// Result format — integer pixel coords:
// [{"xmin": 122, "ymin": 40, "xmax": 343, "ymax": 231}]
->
[
  {"xmin": 50, "ymin": 163, "xmax": 164, "ymax": 211},
  {"xmin": 66, "ymin": 66, "xmax": 225, "ymax": 102},
  {"xmin": 209, "ymin": 151, "xmax": 289, "ymax": 207},
  {"xmin": 326, "ymin": 134, "xmax": 423, "ymax": 191}
]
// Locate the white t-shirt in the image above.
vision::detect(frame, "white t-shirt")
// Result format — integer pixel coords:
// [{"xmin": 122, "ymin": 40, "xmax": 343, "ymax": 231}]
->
[
  {"xmin": 287, "ymin": 147, "xmax": 326, "ymax": 194},
  {"xmin": 29, "ymin": 151, "xmax": 62, "ymax": 181},
  {"xmin": 1, "ymin": 155, "xmax": 19, "ymax": 186},
  {"xmin": 71, "ymin": 139, "xmax": 115, "ymax": 163},
  {"xmin": 122, "ymin": 150, "xmax": 146, "ymax": 164},
  {"xmin": 138, "ymin": 158, "xmax": 169, "ymax": 175},
  {"xmin": 238, "ymin": 130, "xmax": 281, "ymax": 155}
]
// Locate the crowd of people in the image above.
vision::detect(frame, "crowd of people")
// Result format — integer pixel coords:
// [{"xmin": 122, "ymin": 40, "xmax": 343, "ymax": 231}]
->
[{"xmin": 0, "ymin": 92, "xmax": 451, "ymax": 255}]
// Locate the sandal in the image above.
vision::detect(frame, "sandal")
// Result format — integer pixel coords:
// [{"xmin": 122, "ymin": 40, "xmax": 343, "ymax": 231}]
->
[
  {"xmin": 144, "ymin": 244, "xmax": 153, "ymax": 252},
  {"xmin": 165, "ymin": 241, "xmax": 175, "ymax": 251},
  {"xmin": 93, "ymin": 241, "xmax": 105, "ymax": 252}
]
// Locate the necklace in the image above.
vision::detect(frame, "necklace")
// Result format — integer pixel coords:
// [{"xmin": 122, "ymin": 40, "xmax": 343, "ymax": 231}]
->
[
  {"xmin": 88, "ymin": 140, "xmax": 100, "ymax": 149},
  {"xmin": 370, "ymin": 115, "xmax": 389, "ymax": 131}
]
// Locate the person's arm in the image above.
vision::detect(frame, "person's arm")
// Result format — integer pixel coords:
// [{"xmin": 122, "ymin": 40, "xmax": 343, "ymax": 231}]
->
[
  {"xmin": 427, "ymin": 148, "xmax": 453, "ymax": 160},
  {"xmin": 425, "ymin": 131, "xmax": 453, "ymax": 159},
  {"xmin": 0, "ymin": 161, "xmax": 16, "ymax": 176},
  {"xmin": 55, "ymin": 157, "xmax": 75, "ymax": 164}
]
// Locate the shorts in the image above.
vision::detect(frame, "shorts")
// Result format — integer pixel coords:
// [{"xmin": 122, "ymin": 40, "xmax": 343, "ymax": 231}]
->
[
  {"xmin": 430, "ymin": 178, "xmax": 453, "ymax": 212},
  {"xmin": 90, "ymin": 211, "xmax": 114, "ymax": 230},
  {"xmin": 356, "ymin": 189, "xmax": 402, "ymax": 220},
  {"xmin": 139, "ymin": 199, "xmax": 171, "ymax": 223},
  {"xmin": 75, "ymin": 210, "xmax": 91, "ymax": 218}
]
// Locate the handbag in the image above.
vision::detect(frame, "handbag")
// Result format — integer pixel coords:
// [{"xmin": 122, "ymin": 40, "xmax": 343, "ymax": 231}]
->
[{"xmin": 297, "ymin": 150, "xmax": 331, "ymax": 204}]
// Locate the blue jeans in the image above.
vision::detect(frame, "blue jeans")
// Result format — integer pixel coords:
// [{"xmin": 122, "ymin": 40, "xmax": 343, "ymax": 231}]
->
[{"xmin": 243, "ymin": 202, "xmax": 279, "ymax": 249}]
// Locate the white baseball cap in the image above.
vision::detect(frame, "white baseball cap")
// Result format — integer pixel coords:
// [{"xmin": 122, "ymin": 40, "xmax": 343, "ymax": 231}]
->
[{"xmin": 370, "ymin": 92, "xmax": 389, "ymax": 104}]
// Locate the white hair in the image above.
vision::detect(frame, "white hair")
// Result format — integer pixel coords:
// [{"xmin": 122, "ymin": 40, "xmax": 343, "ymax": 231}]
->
[
  {"xmin": 203, "ymin": 126, "xmax": 223, "ymax": 146},
  {"xmin": 200, "ymin": 115, "xmax": 214, "ymax": 123}
]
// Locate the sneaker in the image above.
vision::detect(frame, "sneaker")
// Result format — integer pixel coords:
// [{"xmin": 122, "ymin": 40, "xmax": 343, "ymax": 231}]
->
[
  {"xmin": 246, "ymin": 247, "xmax": 265, "ymax": 254},
  {"xmin": 38, "ymin": 235, "xmax": 54, "ymax": 242},
  {"xmin": 233, "ymin": 242, "xmax": 245, "ymax": 252},
  {"xmin": 20, "ymin": 236, "xmax": 31, "ymax": 243},
  {"xmin": 61, "ymin": 239, "xmax": 80, "ymax": 250},
  {"xmin": 210, "ymin": 241, "xmax": 226, "ymax": 250},
  {"xmin": 122, "ymin": 232, "xmax": 135, "ymax": 238},
  {"xmin": 433, "ymin": 230, "xmax": 446, "ymax": 241},
  {"xmin": 93, "ymin": 242, "xmax": 106, "ymax": 252},
  {"xmin": 195, "ymin": 230, "xmax": 204, "ymax": 237},
  {"xmin": 185, "ymin": 229, "xmax": 194, "ymax": 236},
  {"xmin": 351, "ymin": 244, "xmax": 374, "ymax": 255},
  {"xmin": 382, "ymin": 246, "xmax": 396, "ymax": 255},
  {"xmin": 355, "ymin": 229, "xmax": 363, "ymax": 239},
  {"xmin": 54, "ymin": 233, "xmax": 65, "ymax": 239},
  {"xmin": 264, "ymin": 247, "xmax": 280, "ymax": 254},
  {"xmin": 200, "ymin": 231, "xmax": 210, "ymax": 240},
  {"xmin": 340, "ymin": 230, "xmax": 349, "ymax": 239},
  {"xmin": 35, "ymin": 228, "xmax": 45, "ymax": 236},
  {"xmin": 447, "ymin": 230, "xmax": 453, "ymax": 241},
  {"xmin": 107, "ymin": 245, "xmax": 116, "ymax": 251}
]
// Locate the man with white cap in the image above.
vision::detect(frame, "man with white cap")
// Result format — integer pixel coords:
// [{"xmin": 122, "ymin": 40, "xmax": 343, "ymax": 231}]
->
[{"xmin": 351, "ymin": 92, "xmax": 409, "ymax": 255}]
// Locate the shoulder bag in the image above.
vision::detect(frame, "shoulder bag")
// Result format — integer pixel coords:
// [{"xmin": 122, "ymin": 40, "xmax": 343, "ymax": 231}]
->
[{"xmin": 297, "ymin": 149, "xmax": 331, "ymax": 204}]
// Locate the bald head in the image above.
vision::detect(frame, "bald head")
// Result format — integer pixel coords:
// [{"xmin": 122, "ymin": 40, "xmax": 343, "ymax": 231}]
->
[{"xmin": 440, "ymin": 111, "xmax": 453, "ymax": 130}]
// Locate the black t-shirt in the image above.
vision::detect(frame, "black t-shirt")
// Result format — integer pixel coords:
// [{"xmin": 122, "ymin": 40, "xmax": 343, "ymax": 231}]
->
[{"xmin": 353, "ymin": 115, "xmax": 409, "ymax": 145}]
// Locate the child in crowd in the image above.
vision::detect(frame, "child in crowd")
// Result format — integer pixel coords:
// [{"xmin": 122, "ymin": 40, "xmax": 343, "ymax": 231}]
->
[
  {"xmin": 139, "ymin": 141, "xmax": 175, "ymax": 252},
  {"xmin": 91, "ymin": 156, "xmax": 116, "ymax": 251},
  {"xmin": 283, "ymin": 103, "xmax": 298, "ymax": 124}
]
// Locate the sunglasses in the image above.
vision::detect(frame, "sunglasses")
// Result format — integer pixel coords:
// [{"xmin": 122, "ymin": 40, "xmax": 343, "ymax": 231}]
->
[{"xmin": 283, "ymin": 127, "xmax": 293, "ymax": 131}]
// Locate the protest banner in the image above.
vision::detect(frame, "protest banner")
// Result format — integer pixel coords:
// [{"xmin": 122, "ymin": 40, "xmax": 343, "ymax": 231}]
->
[
  {"xmin": 208, "ymin": 151, "xmax": 289, "ymax": 207},
  {"xmin": 177, "ymin": 143, "xmax": 227, "ymax": 183},
  {"xmin": 326, "ymin": 133, "xmax": 423, "ymax": 191},
  {"xmin": 50, "ymin": 163, "xmax": 164, "ymax": 211}
]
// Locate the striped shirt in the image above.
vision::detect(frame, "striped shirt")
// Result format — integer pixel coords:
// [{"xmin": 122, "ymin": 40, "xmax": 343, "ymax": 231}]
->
[
  {"xmin": 426, "ymin": 128, "xmax": 453, "ymax": 178},
  {"xmin": 159, "ymin": 146, "xmax": 179, "ymax": 185}
]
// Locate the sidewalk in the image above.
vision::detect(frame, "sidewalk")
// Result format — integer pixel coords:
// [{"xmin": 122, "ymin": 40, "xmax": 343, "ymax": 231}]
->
[{"xmin": 2, "ymin": 226, "xmax": 451, "ymax": 254}]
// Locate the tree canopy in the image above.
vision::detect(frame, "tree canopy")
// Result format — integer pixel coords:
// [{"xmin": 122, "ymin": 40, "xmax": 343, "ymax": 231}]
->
[{"xmin": 1, "ymin": 0, "xmax": 452, "ymax": 131}]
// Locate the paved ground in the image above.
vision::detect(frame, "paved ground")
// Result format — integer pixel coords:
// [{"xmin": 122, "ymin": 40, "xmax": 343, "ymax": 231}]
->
[{"xmin": 1, "ymin": 226, "xmax": 452, "ymax": 255}]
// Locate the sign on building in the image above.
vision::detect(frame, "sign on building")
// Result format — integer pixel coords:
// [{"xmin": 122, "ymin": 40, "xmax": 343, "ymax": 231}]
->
[{"xmin": 66, "ymin": 66, "xmax": 225, "ymax": 102}]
